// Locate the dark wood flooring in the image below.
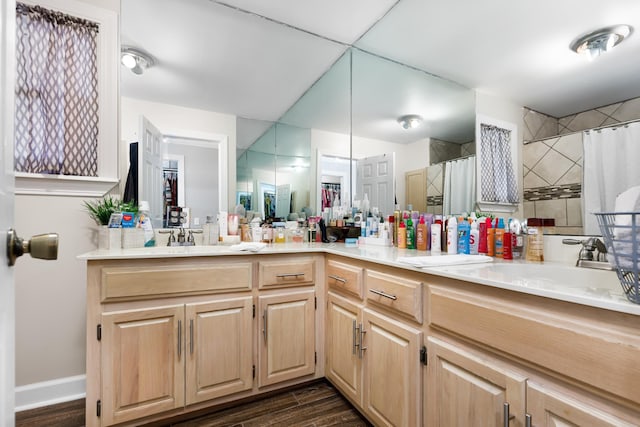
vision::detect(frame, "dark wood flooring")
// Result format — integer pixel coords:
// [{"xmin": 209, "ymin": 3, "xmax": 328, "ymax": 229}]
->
[{"xmin": 15, "ymin": 380, "xmax": 371, "ymax": 427}]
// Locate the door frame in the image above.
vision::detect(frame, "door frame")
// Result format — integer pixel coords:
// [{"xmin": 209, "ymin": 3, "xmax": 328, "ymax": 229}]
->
[{"xmin": 1, "ymin": 0, "xmax": 17, "ymax": 425}]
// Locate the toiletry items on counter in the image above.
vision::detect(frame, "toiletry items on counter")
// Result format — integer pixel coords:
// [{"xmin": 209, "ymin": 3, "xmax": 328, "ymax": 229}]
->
[{"xmin": 447, "ymin": 217, "xmax": 458, "ymax": 254}]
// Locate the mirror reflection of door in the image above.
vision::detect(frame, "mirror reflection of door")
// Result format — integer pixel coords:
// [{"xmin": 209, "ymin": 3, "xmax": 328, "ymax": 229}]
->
[
  {"xmin": 356, "ymin": 152, "xmax": 395, "ymax": 216},
  {"xmin": 317, "ymin": 153, "xmax": 356, "ymax": 215}
]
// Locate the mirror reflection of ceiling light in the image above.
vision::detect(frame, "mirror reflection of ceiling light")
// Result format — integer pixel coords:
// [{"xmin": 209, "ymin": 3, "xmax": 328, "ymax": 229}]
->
[
  {"xmin": 570, "ymin": 25, "xmax": 632, "ymax": 60},
  {"xmin": 397, "ymin": 114, "xmax": 423, "ymax": 129},
  {"xmin": 121, "ymin": 47, "xmax": 155, "ymax": 74}
]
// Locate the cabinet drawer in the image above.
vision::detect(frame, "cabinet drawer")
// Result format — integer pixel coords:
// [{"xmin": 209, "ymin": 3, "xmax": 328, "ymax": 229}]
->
[
  {"xmin": 326, "ymin": 259, "xmax": 363, "ymax": 298},
  {"xmin": 259, "ymin": 258, "xmax": 314, "ymax": 288},
  {"xmin": 101, "ymin": 262, "xmax": 252, "ymax": 301},
  {"xmin": 365, "ymin": 270, "xmax": 423, "ymax": 323}
]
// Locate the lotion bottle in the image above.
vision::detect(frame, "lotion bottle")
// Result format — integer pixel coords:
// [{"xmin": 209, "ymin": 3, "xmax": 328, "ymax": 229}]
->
[
  {"xmin": 494, "ymin": 217, "xmax": 505, "ymax": 258},
  {"xmin": 457, "ymin": 219, "xmax": 470, "ymax": 254},
  {"xmin": 447, "ymin": 216, "xmax": 458, "ymax": 254},
  {"xmin": 430, "ymin": 222, "xmax": 441, "ymax": 253},
  {"xmin": 406, "ymin": 217, "xmax": 415, "ymax": 249}
]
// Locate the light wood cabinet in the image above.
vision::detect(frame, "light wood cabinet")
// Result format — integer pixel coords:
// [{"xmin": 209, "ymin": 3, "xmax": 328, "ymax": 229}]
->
[
  {"xmin": 258, "ymin": 290, "xmax": 316, "ymax": 387},
  {"xmin": 185, "ymin": 297, "xmax": 253, "ymax": 405},
  {"xmin": 326, "ymin": 292, "xmax": 363, "ymax": 405},
  {"xmin": 101, "ymin": 305, "xmax": 185, "ymax": 426},
  {"xmin": 526, "ymin": 381, "xmax": 638, "ymax": 427},
  {"xmin": 362, "ymin": 308, "xmax": 422, "ymax": 427},
  {"xmin": 426, "ymin": 336, "xmax": 526, "ymax": 427}
]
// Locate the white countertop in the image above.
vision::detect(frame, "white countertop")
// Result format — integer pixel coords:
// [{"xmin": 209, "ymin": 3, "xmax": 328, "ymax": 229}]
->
[{"xmin": 79, "ymin": 243, "xmax": 640, "ymax": 316}]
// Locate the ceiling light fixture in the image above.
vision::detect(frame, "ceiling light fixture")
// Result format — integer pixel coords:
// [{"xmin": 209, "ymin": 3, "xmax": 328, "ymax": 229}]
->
[
  {"xmin": 397, "ymin": 114, "xmax": 422, "ymax": 130},
  {"xmin": 570, "ymin": 25, "xmax": 632, "ymax": 60},
  {"xmin": 121, "ymin": 47, "xmax": 155, "ymax": 75}
]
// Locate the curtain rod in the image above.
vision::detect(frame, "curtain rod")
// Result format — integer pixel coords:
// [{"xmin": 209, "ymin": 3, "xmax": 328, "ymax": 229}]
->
[
  {"xmin": 430, "ymin": 153, "xmax": 475, "ymax": 167},
  {"xmin": 584, "ymin": 117, "xmax": 640, "ymax": 134}
]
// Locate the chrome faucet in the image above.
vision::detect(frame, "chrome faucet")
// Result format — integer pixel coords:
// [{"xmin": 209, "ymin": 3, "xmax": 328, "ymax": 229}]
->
[{"xmin": 562, "ymin": 237, "xmax": 613, "ymax": 270}]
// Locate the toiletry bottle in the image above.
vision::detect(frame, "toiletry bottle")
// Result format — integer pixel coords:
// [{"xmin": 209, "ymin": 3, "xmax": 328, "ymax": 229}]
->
[
  {"xmin": 526, "ymin": 226, "xmax": 544, "ymax": 261},
  {"xmin": 416, "ymin": 215, "xmax": 428, "ymax": 251},
  {"xmin": 138, "ymin": 201, "xmax": 156, "ymax": 247},
  {"xmin": 487, "ymin": 218, "xmax": 495, "ymax": 256},
  {"xmin": 398, "ymin": 220, "xmax": 407, "ymax": 249},
  {"xmin": 424, "ymin": 214, "xmax": 434, "ymax": 250},
  {"xmin": 470, "ymin": 220, "xmax": 479, "ymax": 255},
  {"xmin": 509, "ymin": 218, "xmax": 525, "ymax": 259},
  {"xmin": 430, "ymin": 222, "xmax": 441, "ymax": 253},
  {"xmin": 447, "ymin": 216, "xmax": 458, "ymax": 254},
  {"xmin": 388, "ymin": 215, "xmax": 395, "ymax": 246},
  {"xmin": 204, "ymin": 215, "xmax": 219, "ymax": 245},
  {"xmin": 494, "ymin": 218, "xmax": 505, "ymax": 258},
  {"xmin": 503, "ymin": 228, "xmax": 513, "ymax": 259},
  {"xmin": 393, "ymin": 210, "xmax": 401, "ymax": 246},
  {"xmin": 406, "ymin": 217, "xmax": 415, "ymax": 249},
  {"xmin": 478, "ymin": 217, "xmax": 488, "ymax": 254},
  {"xmin": 457, "ymin": 219, "xmax": 470, "ymax": 254}
]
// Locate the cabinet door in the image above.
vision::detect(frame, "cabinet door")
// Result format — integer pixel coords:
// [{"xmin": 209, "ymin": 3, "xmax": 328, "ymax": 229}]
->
[
  {"xmin": 362, "ymin": 308, "xmax": 422, "ymax": 427},
  {"xmin": 185, "ymin": 297, "xmax": 253, "ymax": 405},
  {"xmin": 527, "ymin": 381, "xmax": 639, "ymax": 427},
  {"xmin": 326, "ymin": 292, "xmax": 363, "ymax": 405},
  {"xmin": 427, "ymin": 336, "xmax": 526, "ymax": 427},
  {"xmin": 101, "ymin": 305, "xmax": 185, "ymax": 426},
  {"xmin": 258, "ymin": 290, "xmax": 315, "ymax": 387}
]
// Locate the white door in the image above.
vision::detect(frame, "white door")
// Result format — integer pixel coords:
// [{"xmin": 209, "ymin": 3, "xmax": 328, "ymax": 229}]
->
[
  {"xmin": 357, "ymin": 153, "xmax": 395, "ymax": 216},
  {"xmin": 139, "ymin": 116, "xmax": 164, "ymax": 227},
  {"xmin": 1, "ymin": 0, "xmax": 16, "ymax": 425}
]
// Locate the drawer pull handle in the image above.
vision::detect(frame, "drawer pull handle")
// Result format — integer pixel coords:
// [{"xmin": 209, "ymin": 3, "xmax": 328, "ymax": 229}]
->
[
  {"xmin": 369, "ymin": 289, "xmax": 397, "ymax": 300},
  {"xmin": 189, "ymin": 319, "xmax": 194, "ymax": 355},
  {"xmin": 177, "ymin": 320, "xmax": 182, "ymax": 359},
  {"xmin": 263, "ymin": 309, "xmax": 268, "ymax": 342},
  {"xmin": 329, "ymin": 274, "xmax": 347, "ymax": 284},
  {"xmin": 276, "ymin": 273, "xmax": 305, "ymax": 278},
  {"xmin": 503, "ymin": 402, "xmax": 515, "ymax": 427},
  {"xmin": 525, "ymin": 414, "xmax": 532, "ymax": 427},
  {"xmin": 359, "ymin": 324, "xmax": 366, "ymax": 359},
  {"xmin": 353, "ymin": 320, "xmax": 359, "ymax": 354}
]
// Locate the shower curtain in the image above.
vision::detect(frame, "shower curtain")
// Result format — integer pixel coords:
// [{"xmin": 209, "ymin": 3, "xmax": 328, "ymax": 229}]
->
[
  {"xmin": 443, "ymin": 156, "xmax": 476, "ymax": 215},
  {"xmin": 583, "ymin": 121, "xmax": 640, "ymax": 235},
  {"xmin": 479, "ymin": 124, "xmax": 518, "ymax": 204}
]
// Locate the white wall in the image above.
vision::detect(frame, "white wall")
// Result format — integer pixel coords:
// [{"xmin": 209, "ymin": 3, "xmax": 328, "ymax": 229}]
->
[{"xmin": 121, "ymin": 97, "xmax": 237, "ymax": 211}]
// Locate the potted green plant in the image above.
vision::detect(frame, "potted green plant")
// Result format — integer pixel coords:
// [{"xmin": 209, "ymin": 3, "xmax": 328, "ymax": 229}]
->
[{"xmin": 84, "ymin": 196, "xmax": 138, "ymax": 249}]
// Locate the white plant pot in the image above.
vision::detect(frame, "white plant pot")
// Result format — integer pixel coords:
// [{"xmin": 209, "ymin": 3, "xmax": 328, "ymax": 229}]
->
[{"xmin": 98, "ymin": 226, "xmax": 122, "ymax": 250}]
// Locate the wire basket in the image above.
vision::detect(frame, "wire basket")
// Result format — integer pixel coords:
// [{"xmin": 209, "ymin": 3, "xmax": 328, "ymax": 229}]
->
[{"xmin": 594, "ymin": 212, "xmax": 640, "ymax": 304}]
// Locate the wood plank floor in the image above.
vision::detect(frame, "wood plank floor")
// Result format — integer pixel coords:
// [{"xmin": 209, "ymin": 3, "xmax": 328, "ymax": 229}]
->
[{"xmin": 15, "ymin": 380, "xmax": 371, "ymax": 427}]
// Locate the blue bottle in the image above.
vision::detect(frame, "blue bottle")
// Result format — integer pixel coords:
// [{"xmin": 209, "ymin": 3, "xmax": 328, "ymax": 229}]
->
[{"xmin": 457, "ymin": 220, "xmax": 470, "ymax": 254}]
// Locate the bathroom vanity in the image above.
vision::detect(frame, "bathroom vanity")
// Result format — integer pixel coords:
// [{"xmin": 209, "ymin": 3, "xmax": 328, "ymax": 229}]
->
[{"xmin": 81, "ymin": 245, "xmax": 640, "ymax": 426}]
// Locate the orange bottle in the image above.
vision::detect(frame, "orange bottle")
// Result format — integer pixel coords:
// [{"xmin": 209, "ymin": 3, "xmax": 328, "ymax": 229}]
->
[
  {"xmin": 416, "ymin": 215, "xmax": 428, "ymax": 251},
  {"xmin": 397, "ymin": 220, "xmax": 407, "ymax": 249}
]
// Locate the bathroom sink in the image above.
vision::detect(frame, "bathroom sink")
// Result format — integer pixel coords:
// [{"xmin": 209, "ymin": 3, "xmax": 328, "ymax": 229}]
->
[{"xmin": 429, "ymin": 261, "xmax": 625, "ymax": 297}]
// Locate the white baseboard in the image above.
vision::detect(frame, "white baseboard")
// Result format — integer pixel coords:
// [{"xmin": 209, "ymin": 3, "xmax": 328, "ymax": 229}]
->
[{"xmin": 15, "ymin": 375, "xmax": 86, "ymax": 412}]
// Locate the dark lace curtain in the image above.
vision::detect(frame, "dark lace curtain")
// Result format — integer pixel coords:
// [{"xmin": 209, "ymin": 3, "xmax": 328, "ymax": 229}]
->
[
  {"xmin": 14, "ymin": 3, "xmax": 99, "ymax": 176},
  {"xmin": 480, "ymin": 124, "xmax": 519, "ymax": 203}
]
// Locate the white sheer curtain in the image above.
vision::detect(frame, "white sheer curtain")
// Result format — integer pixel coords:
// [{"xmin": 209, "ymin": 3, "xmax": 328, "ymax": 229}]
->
[
  {"xmin": 583, "ymin": 122, "xmax": 640, "ymax": 234},
  {"xmin": 443, "ymin": 156, "xmax": 476, "ymax": 215}
]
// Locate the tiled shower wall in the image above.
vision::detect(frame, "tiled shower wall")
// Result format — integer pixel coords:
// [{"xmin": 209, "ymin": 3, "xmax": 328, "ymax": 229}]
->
[{"xmin": 522, "ymin": 96, "xmax": 640, "ymax": 234}]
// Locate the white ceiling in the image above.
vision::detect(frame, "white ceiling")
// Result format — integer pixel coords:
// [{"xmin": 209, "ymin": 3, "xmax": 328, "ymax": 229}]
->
[{"xmin": 121, "ymin": 0, "xmax": 640, "ymax": 148}]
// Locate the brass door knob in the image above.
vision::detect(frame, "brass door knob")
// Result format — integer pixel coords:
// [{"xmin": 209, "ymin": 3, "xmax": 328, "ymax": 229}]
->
[{"xmin": 6, "ymin": 229, "xmax": 59, "ymax": 266}]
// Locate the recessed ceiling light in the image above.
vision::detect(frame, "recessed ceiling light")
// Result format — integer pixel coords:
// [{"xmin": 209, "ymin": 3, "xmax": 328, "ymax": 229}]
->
[
  {"xmin": 397, "ymin": 114, "xmax": 422, "ymax": 130},
  {"xmin": 120, "ymin": 47, "xmax": 155, "ymax": 74},
  {"xmin": 570, "ymin": 25, "xmax": 632, "ymax": 60}
]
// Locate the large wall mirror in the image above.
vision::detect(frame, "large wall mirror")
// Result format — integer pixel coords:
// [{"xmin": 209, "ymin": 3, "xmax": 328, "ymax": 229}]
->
[{"xmin": 236, "ymin": 47, "xmax": 477, "ymax": 219}]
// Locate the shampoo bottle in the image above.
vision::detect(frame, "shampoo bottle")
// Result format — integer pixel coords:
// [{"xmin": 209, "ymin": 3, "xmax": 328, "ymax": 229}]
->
[
  {"xmin": 416, "ymin": 215, "xmax": 428, "ymax": 251},
  {"xmin": 478, "ymin": 217, "xmax": 488, "ymax": 255},
  {"xmin": 457, "ymin": 219, "xmax": 470, "ymax": 254},
  {"xmin": 487, "ymin": 218, "xmax": 495, "ymax": 256},
  {"xmin": 398, "ymin": 220, "xmax": 407, "ymax": 249},
  {"xmin": 406, "ymin": 217, "xmax": 415, "ymax": 249},
  {"xmin": 138, "ymin": 201, "xmax": 156, "ymax": 247},
  {"xmin": 470, "ymin": 220, "xmax": 479, "ymax": 255},
  {"xmin": 447, "ymin": 217, "xmax": 458, "ymax": 254},
  {"xmin": 494, "ymin": 218, "xmax": 505, "ymax": 258}
]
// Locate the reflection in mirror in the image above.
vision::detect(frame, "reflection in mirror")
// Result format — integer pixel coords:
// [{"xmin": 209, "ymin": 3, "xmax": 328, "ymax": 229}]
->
[
  {"xmin": 279, "ymin": 50, "xmax": 351, "ymax": 216},
  {"xmin": 242, "ymin": 122, "xmax": 276, "ymax": 219},
  {"xmin": 274, "ymin": 123, "xmax": 311, "ymax": 219},
  {"xmin": 351, "ymin": 49, "xmax": 475, "ymax": 216}
]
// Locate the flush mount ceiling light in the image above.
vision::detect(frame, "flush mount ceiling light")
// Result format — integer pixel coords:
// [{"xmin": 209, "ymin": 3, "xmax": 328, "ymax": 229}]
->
[
  {"xmin": 570, "ymin": 25, "xmax": 632, "ymax": 60},
  {"xmin": 121, "ymin": 47, "xmax": 155, "ymax": 75},
  {"xmin": 397, "ymin": 114, "xmax": 423, "ymax": 129}
]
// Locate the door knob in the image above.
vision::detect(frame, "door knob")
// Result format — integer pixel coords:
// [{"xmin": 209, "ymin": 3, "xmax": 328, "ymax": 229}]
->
[{"xmin": 6, "ymin": 229, "xmax": 58, "ymax": 266}]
